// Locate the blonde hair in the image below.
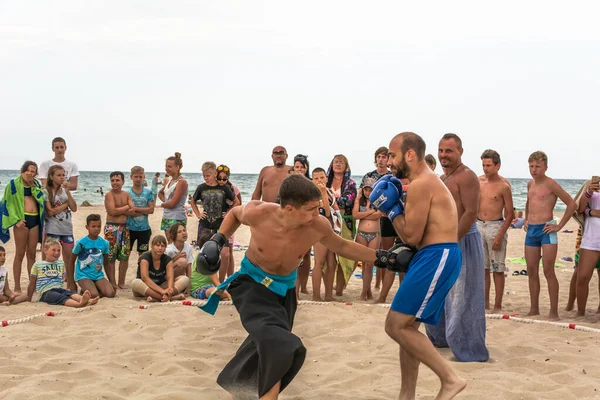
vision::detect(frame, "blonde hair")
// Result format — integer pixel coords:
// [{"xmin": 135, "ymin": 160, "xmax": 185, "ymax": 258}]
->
[
  {"xmin": 528, "ymin": 151, "xmax": 548, "ymax": 165},
  {"xmin": 44, "ymin": 237, "xmax": 61, "ymax": 251},
  {"xmin": 201, "ymin": 161, "xmax": 216, "ymax": 173},
  {"xmin": 130, "ymin": 166, "xmax": 145, "ymax": 175}
]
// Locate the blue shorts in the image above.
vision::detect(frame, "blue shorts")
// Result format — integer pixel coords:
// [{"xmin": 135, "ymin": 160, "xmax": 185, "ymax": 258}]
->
[
  {"xmin": 390, "ymin": 243, "xmax": 462, "ymax": 325},
  {"xmin": 525, "ymin": 223, "xmax": 558, "ymax": 247},
  {"xmin": 39, "ymin": 288, "xmax": 77, "ymax": 305},
  {"xmin": 46, "ymin": 233, "xmax": 75, "ymax": 246},
  {"xmin": 191, "ymin": 284, "xmax": 215, "ymax": 300}
]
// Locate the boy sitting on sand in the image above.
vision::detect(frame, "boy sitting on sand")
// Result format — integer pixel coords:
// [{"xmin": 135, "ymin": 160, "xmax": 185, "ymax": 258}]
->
[
  {"xmin": 524, "ymin": 151, "xmax": 576, "ymax": 320},
  {"xmin": 27, "ymin": 238, "xmax": 99, "ymax": 307},
  {"xmin": 190, "ymin": 230, "xmax": 230, "ymax": 301},
  {"xmin": 73, "ymin": 214, "xmax": 116, "ymax": 299},
  {"xmin": 0, "ymin": 246, "xmax": 29, "ymax": 305}
]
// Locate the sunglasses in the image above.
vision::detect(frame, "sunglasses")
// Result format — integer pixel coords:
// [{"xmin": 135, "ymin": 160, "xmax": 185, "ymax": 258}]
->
[
  {"xmin": 272, "ymin": 151, "xmax": 286, "ymax": 156},
  {"xmin": 294, "ymin": 154, "xmax": 307, "ymax": 162},
  {"xmin": 217, "ymin": 165, "xmax": 229, "ymax": 172},
  {"xmin": 217, "ymin": 177, "xmax": 228, "ymax": 181}
]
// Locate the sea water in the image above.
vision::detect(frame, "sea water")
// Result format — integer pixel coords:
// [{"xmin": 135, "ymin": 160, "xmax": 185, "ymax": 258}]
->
[{"xmin": 0, "ymin": 170, "xmax": 586, "ymax": 211}]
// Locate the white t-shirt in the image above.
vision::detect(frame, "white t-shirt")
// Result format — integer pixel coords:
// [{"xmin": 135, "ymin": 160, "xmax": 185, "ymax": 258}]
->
[
  {"xmin": 0, "ymin": 266, "xmax": 7, "ymax": 294},
  {"xmin": 165, "ymin": 243, "xmax": 194, "ymax": 265},
  {"xmin": 38, "ymin": 159, "xmax": 80, "ymax": 182}
]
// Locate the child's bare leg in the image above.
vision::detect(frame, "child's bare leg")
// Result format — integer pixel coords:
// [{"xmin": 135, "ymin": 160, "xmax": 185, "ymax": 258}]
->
[
  {"xmin": 96, "ymin": 278, "xmax": 116, "ymax": 298},
  {"xmin": 576, "ymin": 250, "xmax": 600, "ymax": 317},
  {"xmin": 12, "ymin": 225, "xmax": 29, "ymax": 292},
  {"xmin": 144, "ymin": 287, "xmax": 163, "ymax": 302},
  {"xmin": 218, "ymin": 246, "xmax": 230, "ymax": 282},
  {"xmin": 77, "ymin": 278, "xmax": 100, "ymax": 298},
  {"xmin": 541, "ymin": 244, "xmax": 559, "ymax": 320},
  {"xmin": 335, "ymin": 263, "xmax": 345, "ymax": 296},
  {"xmin": 525, "ymin": 245, "xmax": 541, "ymax": 316},
  {"xmin": 492, "ymin": 271, "xmax": 505, "ymax": 313},
  {"xmin": 565, "ymin": 267, "xmax": 578, "ymax": 311},
  {"xmin": 10, "ymin": 292, "xmax": 29, "ymax": 304},
  {"xmin": 118, "ymin": 259, "xmax": 129, "ymax": 289},
  {"xmin": 25, "ymin": 226, "xmax": 38, "ymax": 276},
  {"xmin": 484, "ymin": 270, "xmax": 491, "ymax": 310},
  {"xmin": 597, "ymin": 269, "xmax": 600, "ymax": 313},
  {"xmin": 375, "ymin": 266, "xmax": 383, "ymax": 289},
  {"xmin": 65, "ymin": 290, "xmax": 91, "ymax": 308},
  {"xmin": 0, "ymin": 294, "xmax": 8, "ymax": 304},
  {"xmin": 62, "ymin": 243, "xmax": 77, "ymax": 291},
  {"xmin": 312, "ymin": 243, "xmax": 327, "ymax": 301},
  {"xmin": 299, "ymin": 251, "xmax": 311, "ymax": 294},
  {"xmin": 106, "ymin": 260, "xmax": 117, "ymax": 290},
  {"xmin": 324, "ymin": 251, "xmax": 336, "ymax": 301}
]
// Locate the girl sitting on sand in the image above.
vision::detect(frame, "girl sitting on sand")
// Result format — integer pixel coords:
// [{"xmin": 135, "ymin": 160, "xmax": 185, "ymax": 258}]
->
[
  {"xmin": 165, "ymin": 223, "xmax": 194, "ymax": 294},
  {"xmin": 131, "ymin": 235, "xmax": 189, "ymax": 302},
  {"xmin": 352, "ymin": 180, "xmax": 384, "ymax": 301}
]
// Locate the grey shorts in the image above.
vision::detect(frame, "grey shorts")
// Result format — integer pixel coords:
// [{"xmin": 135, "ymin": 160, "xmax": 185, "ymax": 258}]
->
[
  {"xmin": 476, "ymin": 219, "xmax": 508, "ymax": 272},
  {"xmin": 40, "ymin": 288, "xmax": 76, "ymax": 305}
]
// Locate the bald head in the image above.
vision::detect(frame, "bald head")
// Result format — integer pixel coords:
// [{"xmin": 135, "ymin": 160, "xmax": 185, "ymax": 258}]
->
[
  {"xmin": 271, "ymin": 145, "xmax": 288, "ymax": 166},
  {"xmin": 390, "ymin": 132, "xmax": 426, "ymax": 161}
]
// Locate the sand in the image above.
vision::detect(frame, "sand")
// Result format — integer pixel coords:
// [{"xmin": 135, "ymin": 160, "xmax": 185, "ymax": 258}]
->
[{"xmin": 1, "ymin": 206, "xmax": 600, "ymax": 399}]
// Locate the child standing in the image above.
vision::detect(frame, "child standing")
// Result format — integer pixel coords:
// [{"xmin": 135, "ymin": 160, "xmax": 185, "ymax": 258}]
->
[
  {"xmin": 0, "ymin": 246, "xmax": 29, "ymax": 305},
  {"xmin": 524, "ymin": 151, "xmax": 576, "ymax": 320},
  {"xmin": 73, "ymin": 214, "xmax": 115, "ymax": 298},
  {"xmin": 104, "ymin": 171, "xmax": 134, "ymax": 290},
  {"xmin": 27, "ymin": 238, "xmax": 99, "ymax": 307},
  {"xmin": 127, "ymin": 166, "xmax": 155, "ymax": 258},
  {"xmin": 44, "ymin": 165, "xmax": 78, "ymax": 291}
]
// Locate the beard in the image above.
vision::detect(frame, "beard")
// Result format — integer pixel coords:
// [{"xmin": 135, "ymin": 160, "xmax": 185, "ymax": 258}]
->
[
  {"xmin": 393, "ymin": 159, "xmax": 409, "ymax": 179},
  {"xmin": 274, "ymin": 160, "xmax": 285, "ymax": 166}
]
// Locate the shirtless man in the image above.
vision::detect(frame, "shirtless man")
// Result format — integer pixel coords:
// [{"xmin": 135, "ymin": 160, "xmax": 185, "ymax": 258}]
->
[
  {"xmin": 425, "ymin": 133, "xmax": 490, "ymax": 362},
  {"xmin": 370, "ymin": 132, "xmax": 465, "ymax": 399},
  {"xmin": 477, "ymin": 149, "xmax": 514, "ymax": 313},
  {"xmin": 251, "ymin": 146, "xmax": 292, "ymax": 203},
  {"xmin": 104, "ymin": 171, "xmax": 134, "ymax": 290},
  {"xmin": 196, "ymin": 174, "xmax": 405, "ymax": 400}
]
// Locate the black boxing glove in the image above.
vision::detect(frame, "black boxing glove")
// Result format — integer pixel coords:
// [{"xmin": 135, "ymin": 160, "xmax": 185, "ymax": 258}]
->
[
  {"xmin": 375, "ymin": 243, "xmax": 416, "ymax": 273},
  {"xmin": 195, "ymin": 232, "xmax": 227, "ymax": 275}
]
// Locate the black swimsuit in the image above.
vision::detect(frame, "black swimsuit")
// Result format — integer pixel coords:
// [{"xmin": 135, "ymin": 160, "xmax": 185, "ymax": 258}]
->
[{"xmin": 23, "ymin": 186, "xmax": 40, "ymax": 228}]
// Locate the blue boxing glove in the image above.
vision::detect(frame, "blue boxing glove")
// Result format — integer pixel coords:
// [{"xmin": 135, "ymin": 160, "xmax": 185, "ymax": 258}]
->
[{"xmin": 369, "ymin": 175, "xmax": 405, "ymax": 221}]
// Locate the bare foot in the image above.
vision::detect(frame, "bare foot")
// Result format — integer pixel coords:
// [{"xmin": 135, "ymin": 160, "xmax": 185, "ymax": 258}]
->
[
  {"xmin": 112, "ymin": 284, "xmax": 118, "ymax": 292},
  {"xmin": 564, "ymin": 304, "xmax": 574, "ymax": 312},
  {"xmin": 435, "ymin": 377, "xmax": 467, "ymax": 400},
  {"xmin": 88, "ymin": 296, "xmax": 100, "ymax": 305},
  {"xmin": 374, "ymin": 285, "xmax": 381, "ymax": 290},
  {"xmin": 312, "ymin": 296, "xmax": 323, "ymax": 302},
  {"xmin": 118, "ymin": 284, "xmax": 128, "ymax": 290},
  {"xmin": 79, "ymin": 290, "xmax": 91, "ymax": 307},
  {"xmin": 171, "ymin": 294, "xmax": 185, "ymax": 301},
  {"xmin": 548, "ymin": 313, "xmax": 560, "ymax": 321},
  {"xmin": 371, "ymin": 297, "xmax": 387, "ymax": 304},
  {"xmin": 14, "ymin": 287, "xmax": 22, "ymax": 294},
  {"xmin": 526, "ymin": 309, "xmax": 540, "ymax": 317},
  {"xmin": 324, "ymin": 296, "xmax": 338, "ymax": 302},
  {"xmin": 491, "ymin": 307, "xmax": 502, "ymax": 314},
  {"xmin": 485, "ymin": 304, "xmax": 490, "ymax": 310},
  {"xmin": 146, "ymin": 296, "xmax": 158, "ymax": 303},
  {"xmin": 2, "ymin": 301, "xmax": 10, "ymax": 306},
  {"xmin": 301, "ymin": 288, "xmax": 309, "ymax": 295}
]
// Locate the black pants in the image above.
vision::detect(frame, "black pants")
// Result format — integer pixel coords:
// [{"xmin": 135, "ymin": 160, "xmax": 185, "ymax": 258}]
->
[{"xmin": 217, "ymin": 274, "xmax": 306, "ymax": 399}]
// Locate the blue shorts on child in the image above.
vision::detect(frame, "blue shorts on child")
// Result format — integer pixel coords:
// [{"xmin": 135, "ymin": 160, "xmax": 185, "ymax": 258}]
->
[
  {"xmin": 390, "ymin": 243, "xmax": 462, "ymax": 325},
  {"xmin": 525, "ymin": 223, "xmax": 558, "ymax": 246},
  {"xmin": 40, "ymin": 288, "xmax": 77, "ymax": 305}
]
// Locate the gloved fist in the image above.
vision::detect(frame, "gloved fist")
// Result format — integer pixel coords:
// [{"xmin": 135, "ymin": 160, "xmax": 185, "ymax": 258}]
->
[
  {"xmin": 369, "ymin": 175, "xmax": 405, "ymax": 221},
  {"xmin": 375, "ymin": 243, "xmax": 416, "ymax": 273},
  {"xmin": 195, "ymin": 232, "xmax": 227, "ymax": 275}
]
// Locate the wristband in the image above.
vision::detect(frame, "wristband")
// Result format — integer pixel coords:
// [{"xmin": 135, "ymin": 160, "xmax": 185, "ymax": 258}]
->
[
  {"xmin": 585, "ymin": 190, "xmax": 593, "ymax": 198},
  {"xmin": 585, "ymin": 209, "xmax": 591, "ymax": 217}
]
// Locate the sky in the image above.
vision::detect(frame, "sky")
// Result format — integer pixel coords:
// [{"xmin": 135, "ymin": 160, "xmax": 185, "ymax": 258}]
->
[{"xmin": 1, "ymin": 1, "xmax": 599, "ymax": 178}]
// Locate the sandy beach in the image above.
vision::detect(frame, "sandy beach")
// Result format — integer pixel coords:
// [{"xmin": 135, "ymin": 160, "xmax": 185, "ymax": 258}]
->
[{"xmin": 2, "ymin": 206, "xmax": 600, "ymax": 399}]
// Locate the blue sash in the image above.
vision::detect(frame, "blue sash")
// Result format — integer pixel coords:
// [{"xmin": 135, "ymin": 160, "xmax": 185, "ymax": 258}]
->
[{"xmin": 199, "ymin": 256, "xmax": 297, "ymax": 315}]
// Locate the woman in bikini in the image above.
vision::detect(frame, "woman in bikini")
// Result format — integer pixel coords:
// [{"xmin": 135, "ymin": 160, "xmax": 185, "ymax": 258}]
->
[
  {"xmin": 352, "ymin": 181, "xmax": 384, "ymax": 300},
  {"xmin": 0, "ymin": 161, "xmax": 46, "ymax": 292},
  {"xmin": 158, "ymin": 152, "xmax": 188, "ymax": 242}
]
